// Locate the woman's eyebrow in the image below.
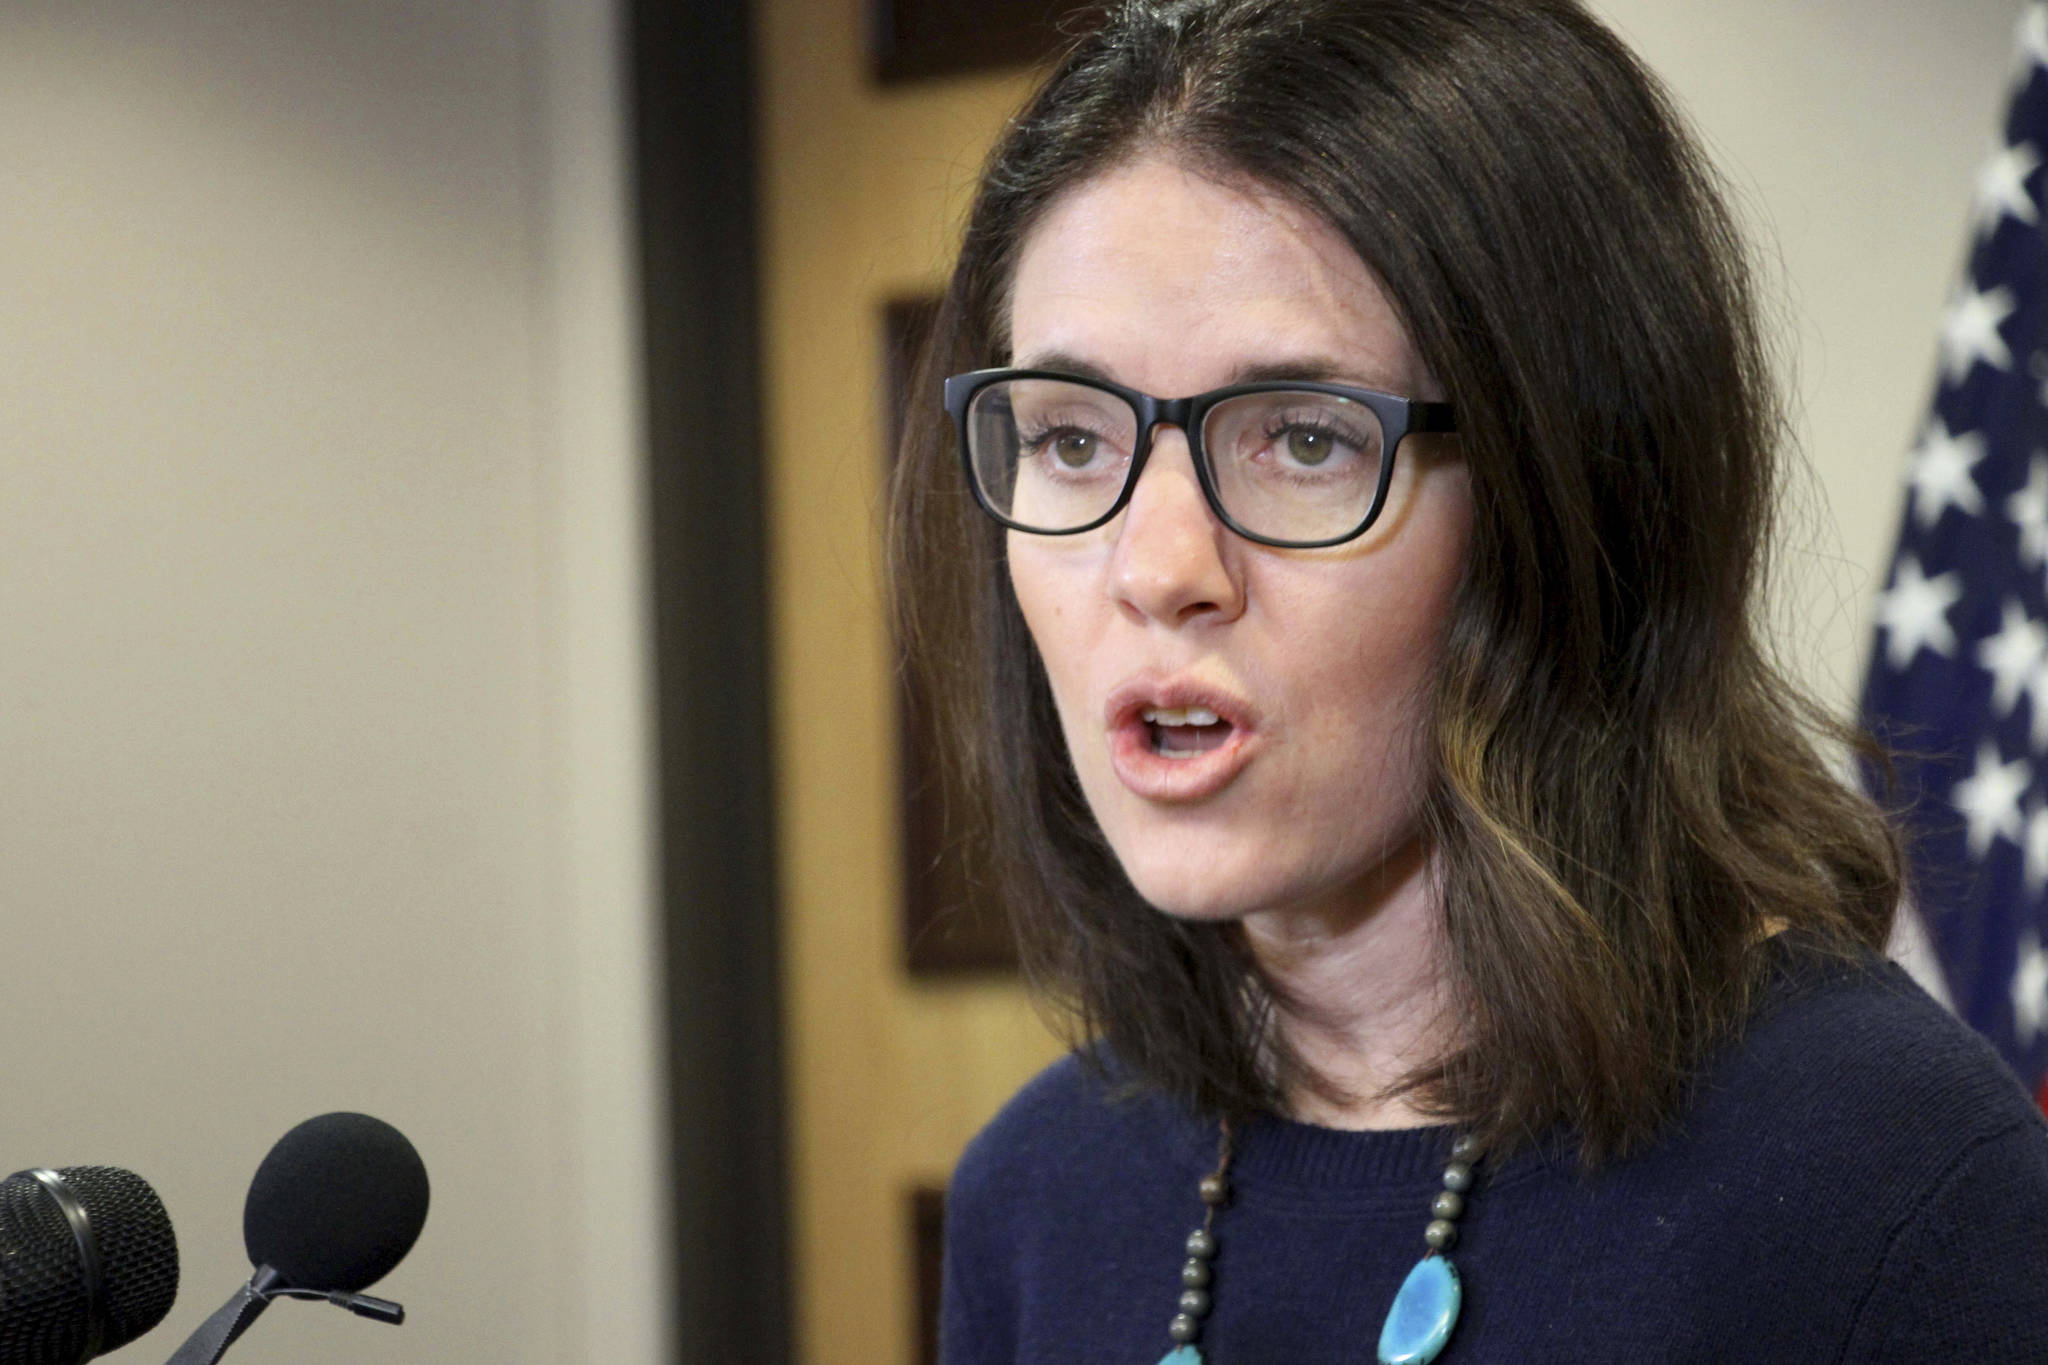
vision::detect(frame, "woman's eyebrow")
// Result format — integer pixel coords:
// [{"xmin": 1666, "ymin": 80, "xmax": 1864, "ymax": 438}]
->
[
  {"xmin": 1227, "ymin": 357, "xmax": 1369, "ymax": 386},
  {"xmin": 1012, "ymin": 350, "xmax": 1117, "ymax": 382},
  {"xmin": 1012, "ymin": 351, "xmax": 1384, "ymax": 390}
]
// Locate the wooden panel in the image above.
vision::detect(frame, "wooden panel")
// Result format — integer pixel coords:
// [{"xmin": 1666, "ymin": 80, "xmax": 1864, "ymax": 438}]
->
[
  {"xmin": 870, "ymin": 0, "xmax": 1099, "ymax": 84},
  {"xmin": 887, "ymin": 295, "xmax": 1021, "ymax": 976},
  {"xmin": 758, "ymin": 0, "xmax": 1067, "ymax": 1357}
]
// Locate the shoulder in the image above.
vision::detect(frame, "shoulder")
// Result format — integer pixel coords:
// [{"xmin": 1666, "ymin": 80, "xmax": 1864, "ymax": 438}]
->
[
  {"xmin": 1488, "ymin": 941, "xmax": 2048, "ymax": 1354},
  {"xmin": 1705, "ymin": 938, "xmax": 2044, "ymax": 1154},
  {"xmin": 947, "ymin": 1048, "xmax": 1214, "ymax": 1268},
  {"xmin": 1604, "ymin": 937, "xmax": 2048, "ymax": 1255},
  {"xmin": 1673, "ymin": 938, "xmax": 2048, "ymax": 1345},
  {"xmin": 1734, "ymin": 944, "xmax": 2048, "ymax": 1353},
  {"xmin": 940, "ymin": 1052, "xmax": 1205, "ymax": 1365},
  {"xmin": 950, "ymin": 1049, "xmax": 1193, "ymax": 1214},
  {"xmin": 947, "ymin": 1054, "xmax": 1090, "ymax": 1211}
]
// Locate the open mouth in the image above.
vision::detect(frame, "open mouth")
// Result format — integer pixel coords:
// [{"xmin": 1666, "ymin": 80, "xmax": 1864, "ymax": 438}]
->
[
  {"xmin": 1105, "ymin": 682, "xmax": 1257, "ymax": 801},
  {"xmin": 1141, "ymin": 705, "xmax": 1235, "ymax": 759}
]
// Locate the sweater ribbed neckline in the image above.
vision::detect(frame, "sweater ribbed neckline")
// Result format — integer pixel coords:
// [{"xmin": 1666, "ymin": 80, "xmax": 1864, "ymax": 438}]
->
[{"xmin": 1230, "ymin": 1111, "xmax": 1458, "ymax": 1191}]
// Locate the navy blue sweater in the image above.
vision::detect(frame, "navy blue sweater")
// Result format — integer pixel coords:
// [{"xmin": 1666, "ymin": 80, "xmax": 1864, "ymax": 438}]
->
[{"xmin": 941, "ymin": 944, "xmax": 2048, "ymax": 1362}]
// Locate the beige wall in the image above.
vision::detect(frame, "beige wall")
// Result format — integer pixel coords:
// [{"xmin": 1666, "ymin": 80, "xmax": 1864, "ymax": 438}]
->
[
  {"xmin": 758, "ymin": 1, "xmax": 2024, "ymax": 1362},
  {"xmin": 0, "ymin": 2, "xmax": 668, "ymax": 1362}
]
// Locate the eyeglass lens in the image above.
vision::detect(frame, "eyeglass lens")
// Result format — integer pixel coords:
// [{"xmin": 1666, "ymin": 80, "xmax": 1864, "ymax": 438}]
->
[{"xmin": 966, "ymin": 378, "xmax": 1388, "ymax": 543}]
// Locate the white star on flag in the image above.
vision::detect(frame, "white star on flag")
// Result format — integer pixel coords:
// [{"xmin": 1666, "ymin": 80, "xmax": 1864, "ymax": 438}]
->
[
  {"xmin": 1909, "ymin": 419, "xmax": 1988, "ymax": 527},
  {"xmin": 1953, "ymin": 740, "xmax": 2031, "ymax": 857},
  {"xmin": 1942, "ymin": 284, "xmax": 2019, "ymax": 382},
  {"xmin": 1979, "ymin": 600, "xmax": 2048, "ymax": 716},
  {"xmin": 2010, "ymin": 455, "xmax": 2048, "ymax": 571},
  {"xmin": 2014, "ymin": 930, "xmax": 2048, "ymax": 1048},
  {"xmin": 2026, "ymin": 665, "xmax": 2048, "ymax": 753},
  {"xmin": 2020, "ymin": 4, "xmax": 2048, "ymax": 82},
  {"xmin": 1976, "ymin": 140, "xmax": 2042, "ymax": 234},
  {"xmin": 2028, "ymin": 806, "xmax": 2048, "ymax": 893},
  {"xmin": 1875, "ymin": 556, "xmax": 1965, "ymax": 669}
]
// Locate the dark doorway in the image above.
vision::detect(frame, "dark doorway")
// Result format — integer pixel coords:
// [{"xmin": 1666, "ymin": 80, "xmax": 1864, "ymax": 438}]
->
[{"xmin": 629, "ymin": 1, "xmax": 789, "ymax": 1361}]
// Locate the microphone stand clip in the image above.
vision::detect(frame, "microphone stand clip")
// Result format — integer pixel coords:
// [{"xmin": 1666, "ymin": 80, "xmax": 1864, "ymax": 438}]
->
[{"xmin": 163, "ymin": 1265, "xmax": 406, "ymax": 1365}]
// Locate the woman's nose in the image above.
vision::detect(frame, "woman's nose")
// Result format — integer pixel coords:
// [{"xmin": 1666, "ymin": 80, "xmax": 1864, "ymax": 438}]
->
[{"xmin": 1108, "ymin": 428, "xmax": 1246, "ymax": 626}]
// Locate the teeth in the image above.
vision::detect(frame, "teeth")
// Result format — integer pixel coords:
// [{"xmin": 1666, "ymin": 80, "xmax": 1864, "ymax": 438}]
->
[{"xmin": 1140, "ymin": 705, "xmax": 1221, "ymax": 727}]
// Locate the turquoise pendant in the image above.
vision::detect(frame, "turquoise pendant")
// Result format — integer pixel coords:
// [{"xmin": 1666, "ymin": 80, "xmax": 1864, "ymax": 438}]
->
[
  {"xmin": 1377, "ymin": 1254, "xmax": 1461, "ymax": 1364},
  {"xmin": 1156, "ymin": 1348, "xmax": 1203, "ymax": 1365}
]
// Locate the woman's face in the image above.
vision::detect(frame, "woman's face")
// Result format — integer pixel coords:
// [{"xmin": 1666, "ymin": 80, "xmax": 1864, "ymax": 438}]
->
[{"xmin": 1005, "ymin": 155, "xmax": 1472, "ymax": 927}]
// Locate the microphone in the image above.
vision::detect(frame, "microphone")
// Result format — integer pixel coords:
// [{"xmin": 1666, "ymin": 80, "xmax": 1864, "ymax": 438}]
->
[
  {"xmin": 165, "ymin": 1114, "xmax": 428, "ymax": 1365},
  {"xmin": 0, "ymin": 1165, "xmax": 179, "ymax": 1365}
]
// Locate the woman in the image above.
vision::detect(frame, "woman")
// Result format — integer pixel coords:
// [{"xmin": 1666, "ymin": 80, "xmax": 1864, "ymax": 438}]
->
[{"xmin": 888, "ymin": 1, "xmax": 2048, "ymax": 1360}]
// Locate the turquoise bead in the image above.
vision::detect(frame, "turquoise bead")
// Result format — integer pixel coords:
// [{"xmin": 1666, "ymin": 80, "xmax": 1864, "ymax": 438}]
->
[
  {"xmin": 1377, "ymin": 1254, "xmax": 1461, "ymax": 1364},
  {"xmin": 1156, "ymin": 1347, "xmax": 1203, "ymax": 1365}
]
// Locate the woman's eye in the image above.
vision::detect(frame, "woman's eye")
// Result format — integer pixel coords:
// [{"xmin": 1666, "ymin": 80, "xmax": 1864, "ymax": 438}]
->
[
  {"xmin": 1051, "ymin": 431, "xmax": 1098, "ymax": 467},
  {"xmin": 1265, "ymin": 423, "xmax": 1368, "ymax": 470},
  {"xmin": 1021, "ymin": 424, "xmax": 1115, "ymax": 471},
  {"xmin": 1284, "ymin": 429, "xmax": 1340, "ymax": 466}
]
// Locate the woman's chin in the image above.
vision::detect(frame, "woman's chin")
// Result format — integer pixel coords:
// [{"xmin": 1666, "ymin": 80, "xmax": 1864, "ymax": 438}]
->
[
  {"xmin": 1118, "ymin": 843, "xmax": 1423, "ymax": 930},
  {"xmin": 1121, "ymin": 865, "xmax": 1267, "ymax": 924}
]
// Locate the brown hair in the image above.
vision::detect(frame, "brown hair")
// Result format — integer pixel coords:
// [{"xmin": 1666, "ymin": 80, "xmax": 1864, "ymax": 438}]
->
[{"xmin": 888, "ymin": 0, "xmax": 1901, "ymax": 1164}]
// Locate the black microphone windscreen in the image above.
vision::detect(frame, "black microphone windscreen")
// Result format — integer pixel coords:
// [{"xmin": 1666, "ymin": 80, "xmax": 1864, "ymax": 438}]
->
[
  {"xmin": 0, "ymin": 1166, "xmax": 179, "ymax": 1364},
  {"xmin": 240, "ymin": 1114, "xmax": 428, "ymax": 1294}
]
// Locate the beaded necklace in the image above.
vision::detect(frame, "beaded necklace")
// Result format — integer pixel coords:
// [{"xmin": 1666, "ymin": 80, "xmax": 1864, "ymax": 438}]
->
[{"xmin": 1157, "ymin": 1121, "xmax": 1482, "ymax": 1365}]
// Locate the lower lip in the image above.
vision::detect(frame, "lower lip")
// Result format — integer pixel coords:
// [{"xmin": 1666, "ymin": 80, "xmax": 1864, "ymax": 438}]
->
[{"xmin": 1107, "ymin": 718, "xmax": 1256, "ymax": 802}]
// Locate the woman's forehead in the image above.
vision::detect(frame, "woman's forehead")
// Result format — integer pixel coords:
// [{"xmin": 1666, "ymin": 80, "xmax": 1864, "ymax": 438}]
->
[{"xmin": 1007, "ymin": 155, "xmax": 1430, "ymax": 398}]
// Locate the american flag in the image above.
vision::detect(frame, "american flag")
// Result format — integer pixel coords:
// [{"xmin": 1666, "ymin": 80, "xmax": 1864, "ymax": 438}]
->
[{"xmin": 1862, "ymin": 3, "xmax": 2048, "ymax": 1114}]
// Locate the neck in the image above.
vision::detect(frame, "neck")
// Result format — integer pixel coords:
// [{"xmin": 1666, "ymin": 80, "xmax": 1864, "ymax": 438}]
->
[{"xmin": 1240, "ymin": 834, "xmax": 1452, "ymax": 1131}]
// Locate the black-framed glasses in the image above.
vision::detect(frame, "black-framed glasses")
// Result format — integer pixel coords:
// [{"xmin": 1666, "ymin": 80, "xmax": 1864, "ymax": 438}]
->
[{"xmin": 944, "ymin": 368, "xmax": 1457, "ymax": 549}]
